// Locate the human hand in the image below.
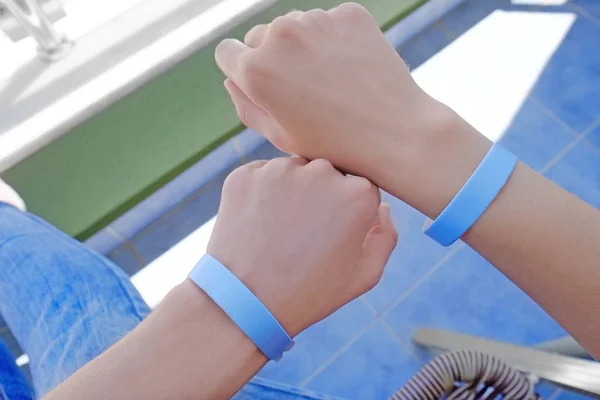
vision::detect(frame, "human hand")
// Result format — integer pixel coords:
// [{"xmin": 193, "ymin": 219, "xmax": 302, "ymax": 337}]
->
[
  {"xmin": 206, "ymin": 157, "xmax": 397, "ymax": 336},
  {"xmin": 215, "ymin": 3, "xmax": 491, "ymax": 218}
]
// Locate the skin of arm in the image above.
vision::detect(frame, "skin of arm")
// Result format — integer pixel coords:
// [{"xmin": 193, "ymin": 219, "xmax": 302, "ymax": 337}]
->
[
  {"xmin": 44, "ymin": 279, "xmax": 268, "ymax": 400},
  {"xmin": 215, "ymin": 3, "xmax": 600, "ymax": 358},
  {"xmin": 44, "ymin": 157, "xmax": 398, "ymax": 399}
]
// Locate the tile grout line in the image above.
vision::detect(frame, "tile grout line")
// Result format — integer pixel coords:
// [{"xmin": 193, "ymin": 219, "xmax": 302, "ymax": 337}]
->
[
  {"xmin": 124, "ymin": 241, "xmax": 147, "ymax": 268},
  {"xmin": 567, "ymin": 3, "xmax": 600, "ymax": 28},
  {"xmin": 528, "ymin": 97, "xmax": 579, "ymax": 137},
  {"xmin": 578, "ymin": 117, "xmax": 600, "ymax": 153},
  {"xmin": 298, "ymin": 318, "xmax": 380, "ymax": 388},
  {"xmin": 105, "ymin": 227, "xmax": 127, "ymax": 244},
  {"xmin": 435, "ymin": 19, "xmax": 456, "ymax": 41},
  {"xmin": 574, "ymin": 115, "xmax": 600, "ymax": 140},
  {"xmin": 539, "ymin": 136, "xmax": 581, "ymax": 174},
  {"xmin": 380, "ymin": 243, "xmax": 465, "ymax": 319},
  {"xmin": 232, "ymin": 137, "xmax": 250, "ymax": 164},
  {"xmin": 299, "ymin": 243, "xmax": 464, "ymax": 388},
  {"xmin": 380, "ymin": 319, "xmax": 428, "ymax": 364},
  {"xmin": 359, "ymin": 296, "xmax": 378, "ymax": 316},
  {"xmin": 106, "ymin": 227, "xmax": 147, "ymax": 268},
  {"xmin": 540, "ymin": 117, "xmax": 600, "ymax": 174}
]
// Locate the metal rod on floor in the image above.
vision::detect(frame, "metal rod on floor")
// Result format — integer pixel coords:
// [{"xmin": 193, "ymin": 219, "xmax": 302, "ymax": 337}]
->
[{"xmin": 413, "ymin": 327, "xmax": 600, "ymax": 397}]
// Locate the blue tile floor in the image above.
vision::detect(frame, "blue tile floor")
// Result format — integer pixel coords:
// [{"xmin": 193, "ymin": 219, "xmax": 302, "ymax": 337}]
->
[{"xmin": 4, "ymin": 0, "xmax": 600, "ymax": 398}]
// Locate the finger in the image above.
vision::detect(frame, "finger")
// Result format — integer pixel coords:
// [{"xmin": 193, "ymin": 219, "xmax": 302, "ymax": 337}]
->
[
  {"xmin": 244, "ymin": 160, "xmax": 269, "ymax": 169},
  {"xmin": 244, "ymin": 9, "xmax": 303, "ymax": 49},
  {"xmin": 286, "ymin": 10, "xmax": 304, "ymax": 18},
  {"xmin": 346, "ymin": 174, "xmax": 382, "ymax": 204},
  {"xmin": 224, "ymin": 79, "xmax": 289, "ymax": 152},
  {"xmin": 245, "ymin": 24, "xmax": 268, "ymax": 48},
  {"xmin": 290, "ymin": 156, "xmax": 309, "ymax": 165},
  {"xmin": 215, "ymin": 39, "xmax": 252, "ymax": 82},
  {"xmin": 303, "ymin": 8, "xmax": 329, "ymax": 27},
  {"xmin": 268, "ymin": 156, "xmax": 308, "ymax": 167},
  {"xmin": 264, "ymin": 156, "xmax": 308, "ymax": 171},
  {"xmin": 358, "ymin": 204, "xmax": 398, "ymax": 288}
]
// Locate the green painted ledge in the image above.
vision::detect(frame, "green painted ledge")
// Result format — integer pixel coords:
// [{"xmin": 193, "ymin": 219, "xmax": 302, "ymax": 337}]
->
[{"xmin": 2, "ymin": 0, "xmax": 425, "ymax": 240}]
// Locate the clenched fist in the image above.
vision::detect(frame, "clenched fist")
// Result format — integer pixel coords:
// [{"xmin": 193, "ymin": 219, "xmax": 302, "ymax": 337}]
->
[
  {"xmin": 216, "ymin": 3, "xmax": 490, "ymax": 218},
  {"xmin": 207, "ymin": 157, "xmax": 397, "ymax": 336}
]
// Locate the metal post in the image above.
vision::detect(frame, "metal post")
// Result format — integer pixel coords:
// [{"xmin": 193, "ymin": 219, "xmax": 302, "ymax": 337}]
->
[{"xmin": 0, "ymin": 0, "xmax": 72, "ymax": 60}]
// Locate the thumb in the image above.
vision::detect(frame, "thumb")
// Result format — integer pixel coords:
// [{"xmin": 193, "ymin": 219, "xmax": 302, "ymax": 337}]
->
[
  {"xmin": 358, "ymin": 203, "xmax": 398, "ymax": 290},
  {"xmin": 224, "ymin": 79, "xmax": 289, "ymax": 152}
]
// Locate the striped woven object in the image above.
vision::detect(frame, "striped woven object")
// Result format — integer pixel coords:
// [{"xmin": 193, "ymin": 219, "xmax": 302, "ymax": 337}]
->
[{"xmin": 391, "ymin": 350, "xmax": 540, "ymax": 400}]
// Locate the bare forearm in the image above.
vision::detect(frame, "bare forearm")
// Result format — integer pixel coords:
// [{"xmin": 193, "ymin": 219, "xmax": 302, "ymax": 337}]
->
[
  {"xmin": 44, "ymin": 155, "xmax": 392, "ymax": 399},
  {"xmin": 379, "ymin": 108, "xmax": 600, "ymax": 357},
  {"xmin": 44, "ymin": 279, "xmax": 266, "ymax": 400},
  {"xmin": 465, "ymin": 163, "xmax": 600, "ymax": 356}
]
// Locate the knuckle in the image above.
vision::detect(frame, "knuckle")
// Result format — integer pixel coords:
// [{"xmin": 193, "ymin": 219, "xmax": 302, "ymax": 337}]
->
[
  {"xmin": 307, "ymin": 158, "xmax": 333, "ymax": 172},
  {"xmin": 271, "ymin": 16, "xmax": 301, "ymax": 40},
  {"xmin": 365, "ymin": 270, "xmax": 383, "ymax": 291},
  {"xmin": 244, "ymin": 24, "xmax": 262, "ymax": 44},
  {"xmin": 240, "ymin": 53, "xmax": 267, "ymax": 80},
  {"xmin": 223, "ymin": 165, "xmax": 251, "ymax": 190},
  {"xmin": 240, "ymin": 54, "xmax": 271, "ymax": 98},
  {"xmin": 349, "ymin": 176, "xmax": 376, "ymax": 197},
  {"xmin": 391, "ymin": 227, "xmax": 400, "ymax": 244},
  {"xmin": 304, "ymin": 8, "xmax": 328, "ymax": 22},
  {"xmin": 265, "ymin": 157, "xmax": 295, "ymax": 173},
  {"xmin": 230, "ymin": 163, "xmax": 253, "ymax": 178},
  {"xmin": 335, "ymin": 2, "xmax": 371, "ymax": 22}
]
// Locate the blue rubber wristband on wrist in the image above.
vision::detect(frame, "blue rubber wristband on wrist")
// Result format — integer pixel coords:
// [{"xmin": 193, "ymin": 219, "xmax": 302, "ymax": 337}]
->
[
  {"xmin": 188, "ymin": 254, "xmax": 294, "ymax": 361},
  {"xmin": 424, "ymin": 144, "xmax": 517, "ymax": 246}
]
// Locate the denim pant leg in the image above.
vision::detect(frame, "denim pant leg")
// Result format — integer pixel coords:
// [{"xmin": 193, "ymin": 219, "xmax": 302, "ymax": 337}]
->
[
  {"xmin": 0, "ymin": 338, "xmax": 34, "ymax": 400},
  {"xmin": 0, "ymin": 203, "xmax": 151, "ymax": 396},
  {"xmin": 0, "ymin": 204, "xmax": 338, "ymax": 400}
]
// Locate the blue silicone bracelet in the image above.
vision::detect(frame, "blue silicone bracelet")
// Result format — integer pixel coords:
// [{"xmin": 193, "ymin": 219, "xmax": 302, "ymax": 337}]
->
[
  {"xmin": 188, "ymin": 254, "xmax": 294, "ymax": 361},
  {"xmin": 424, "ymin": 144, "xmax": 517, "ymax": 246}
]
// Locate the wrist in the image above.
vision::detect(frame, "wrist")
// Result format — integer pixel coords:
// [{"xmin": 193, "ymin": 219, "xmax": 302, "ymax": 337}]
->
[
  {"xmin": 158, "ymin": 279, "xmax": 267, "ymax": 396},
  {"xmin": 373, "ymin": 102, "xmax": 491, "ymax": 219},
  {"xmin": 165, "ymin": 279, "xmax": 266, "ymax": 358},
  {"xmin": 206, "ymin": 247, "xmax": 304, "ymax": 337}
]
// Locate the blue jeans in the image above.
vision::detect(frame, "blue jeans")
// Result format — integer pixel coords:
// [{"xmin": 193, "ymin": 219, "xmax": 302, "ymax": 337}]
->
[{"xmin": 0, "ymin": 204, "xmax": 336, "ymax": 399}]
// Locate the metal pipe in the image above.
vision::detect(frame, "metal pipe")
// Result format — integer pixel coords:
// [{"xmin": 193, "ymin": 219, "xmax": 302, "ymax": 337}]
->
[{"xmin": 0, "ymin": 0, "xmax": 72, "ymax": 60}]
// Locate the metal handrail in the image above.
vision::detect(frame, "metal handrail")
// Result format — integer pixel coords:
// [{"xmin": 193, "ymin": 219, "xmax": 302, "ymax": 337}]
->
[{"xmin": 0, "ymin": 0, "xmax": 72, "ymax": 60}]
